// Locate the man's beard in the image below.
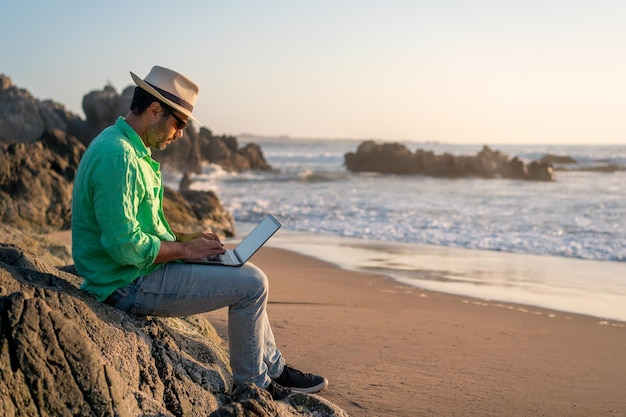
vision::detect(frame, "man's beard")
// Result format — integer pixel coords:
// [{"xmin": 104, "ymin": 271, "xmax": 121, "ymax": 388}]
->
[{"xmin": 146, "ymin": 118, "xmax": 174, "ymax": 150}]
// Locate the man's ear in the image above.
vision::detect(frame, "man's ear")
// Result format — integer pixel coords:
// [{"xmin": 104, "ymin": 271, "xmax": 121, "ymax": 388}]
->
[{"xmin": 147, "ymin": 101, "xmax": 163, "ymax": 121}]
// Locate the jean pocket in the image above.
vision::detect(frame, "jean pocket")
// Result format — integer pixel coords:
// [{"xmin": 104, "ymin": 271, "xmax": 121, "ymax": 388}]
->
[
  {"xmin": 109, "ymin": 277, "xmax": 141, "ymax": 311},
  {"xmin": 125, "ymin": 275, "xmax": 173, "ymax": 316}
]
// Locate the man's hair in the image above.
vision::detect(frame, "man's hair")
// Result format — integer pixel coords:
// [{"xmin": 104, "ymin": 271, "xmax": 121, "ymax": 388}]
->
[{"xmin": 130, "ymin": 87, "xmax": 172, "ymax": 116}]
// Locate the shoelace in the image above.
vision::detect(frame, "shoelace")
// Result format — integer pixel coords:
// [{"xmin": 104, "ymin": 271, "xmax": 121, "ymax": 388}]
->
[{"xmin": 285, "ymin": 365, "xmax": 315, "ymax": 381}]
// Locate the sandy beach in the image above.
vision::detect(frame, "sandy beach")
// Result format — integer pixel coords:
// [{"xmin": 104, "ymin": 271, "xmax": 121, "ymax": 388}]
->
[
  {"xmin": 210, "ymin": 247, "xmax": 626, "ymax": 416},
  {"xmin": 48, "ymin": 231, "xmax": 626, "ymax": 416}
]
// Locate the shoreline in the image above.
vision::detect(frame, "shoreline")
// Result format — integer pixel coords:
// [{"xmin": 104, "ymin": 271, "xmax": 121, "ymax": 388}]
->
[
  {"xmin": 46, "ymin": 230, "xmax": 626, "ymax": 415},
  {"xmin": 259, "ymin": 228, "xmax": 626, "ymax": 323}
]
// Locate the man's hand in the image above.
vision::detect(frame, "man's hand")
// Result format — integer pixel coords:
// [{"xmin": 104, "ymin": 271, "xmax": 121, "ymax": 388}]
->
[
  {"xmin": 174, "ymin": 230, "xmax": 223, "ymax": 245},
  {"xmin": 180, "ymin": 236, "xmax": 226, "ymax": 260},
  {"xmin": 155, "ymin": 231, "xmax": 225, "ymax": 264}
]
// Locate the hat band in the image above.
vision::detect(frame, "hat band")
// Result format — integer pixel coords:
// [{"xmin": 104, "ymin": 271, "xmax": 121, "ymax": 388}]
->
[{"xmin": 146, "ymin": 81, "xmax": 194, "ymax": 112}]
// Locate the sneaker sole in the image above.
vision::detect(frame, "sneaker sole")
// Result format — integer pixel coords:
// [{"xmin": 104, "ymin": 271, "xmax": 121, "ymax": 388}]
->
[{"xmin": 290, "ymin": 378, "xmax": 329, "ymax": 394}]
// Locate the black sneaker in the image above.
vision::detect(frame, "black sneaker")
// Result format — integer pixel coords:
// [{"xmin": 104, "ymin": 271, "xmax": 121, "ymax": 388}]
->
[
  {"xmin": 272, "ymin": 365, "xmax": 329, "ymax": 393},
  {"xmin": 266, "ymin": 380, "xmax": 293, "ymax": 400}
]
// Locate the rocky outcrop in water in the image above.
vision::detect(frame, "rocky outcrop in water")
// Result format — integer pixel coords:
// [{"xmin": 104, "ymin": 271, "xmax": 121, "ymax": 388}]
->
[
  {"xmin": 538, "ymin": 153, "xmax": 625, "ymax": 173},
  {"xmin": 0, "ymin": 233, "xmax": 348, "ymax": 416},
  {"xmin": 344, "ymin": 141, "xmax": 554, "ymax": 181}
]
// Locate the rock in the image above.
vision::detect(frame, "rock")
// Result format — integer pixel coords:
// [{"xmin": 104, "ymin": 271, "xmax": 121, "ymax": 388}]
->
[
  {"xmin": 539, "ymin": 153, "xmax": 577, "ymax": 165},
  {"xmin": 238, "ymin": 143, "xmax": 273, "ymax": 171},
  {"xmin": 345, "ymin": 141, "xmax": 554, "ymax": 181},
  {"xmin": 0, "ymin": 74, "xmax": 96, "ymax": 145},
  {"xmin": 155, "ymin": 127, "xmax": 272, "ymax": 174},
  {"xmin": 154, "ymin": 124, "xmax": 205, "ymax": 173},
  {"xmin": 163, "ymin": 187, "xmax": 236, "ymax": 238},
  {"xmin": 504, "ymin": 157, "xmax": 528, "ymax": 180},
  {"xmin": 195, "ymin": 129, "xmax": 272, "ymax": 172},
  {"xmin": 0, "ymin": 229, "xmax": 350, "ymax": 417},
  {"xmin": 344, "ymin": 141, "xmax": 414, "ymax": 174},
  {"xmin": 0, "ymin": 242, "xmax": 231, "ymax": 416},
  {"xmin": 0, "ymin": 74, "xmax": 50, "ymax": 143},
  {"xmin": 180, "ymin": 171, "xmax": 193, "ymax": 192},
  {"xmin": 82, "ymin": 84, "xmax": 124, "ymax": 132},
  {"xmin": 0, "ymin": 129, "xmax": 85, "ymax": 232},
  {"xmin": 527, "ymin": 161, "xmax": 554, "ymax": 181},
  {"xmin": 209, "ymin": 383, "xmax": 349, "ymax": 417},
  {"xmin": 578, "ymin": 164, "xmax": 623, "ymax": 173}
]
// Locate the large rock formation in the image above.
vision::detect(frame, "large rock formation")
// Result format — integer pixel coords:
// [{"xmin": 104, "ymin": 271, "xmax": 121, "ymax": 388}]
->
[
  {"xmin": 153, "ymin": 126, "xmax": 271, "ymax": 175},
  {"xmin": 1, "ymin": 74, "xmax": 271, "ymax": 175},
  {"xmin": 81, "ymin": 83, "xmax": 272, "ymax": 174},
  {"xmin": 82, "ymin": 84, "xmax": 134, "ymax": 135},
  {"xmin": 195, "ymin": 129, "xmax": 271, "ymax": 173},
  {"xmin": 0, "ymin": 130, "xmax": 235, "ymax": 236},
  {"xmin": 0, "ymin": 74, "xmax": 96, "ymax": 145},
  {"xmin": 0, "ymin": 129, "xmax": 83, "ymax": 232},
  {"xmin": 0, "ymin": 228, "xmax": 348, "ymax": 416},
  {"xmin": 344, "ymin": 141, "xmax": 554, "ymax": 181}
]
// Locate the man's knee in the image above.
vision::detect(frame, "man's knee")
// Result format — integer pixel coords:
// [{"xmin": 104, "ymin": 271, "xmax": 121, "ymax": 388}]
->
[{"xmin": 242, "ymin": 263, "xmax": 269, "ymax": 293}]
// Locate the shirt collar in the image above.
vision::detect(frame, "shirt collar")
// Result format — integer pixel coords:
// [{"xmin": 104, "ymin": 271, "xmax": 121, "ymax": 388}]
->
[{"xmin": 115, "ymin": 116, "xmax": 151, "ymax": 158}]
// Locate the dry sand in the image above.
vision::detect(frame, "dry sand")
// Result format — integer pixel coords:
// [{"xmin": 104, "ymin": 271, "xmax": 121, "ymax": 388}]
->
[
  {"xmin": 48, "ymin": 231, "xmax": 626, "ymax": 416},
  {"xmin": 215, "ymin": 247, "xmax": 626, "ymax": 417}
]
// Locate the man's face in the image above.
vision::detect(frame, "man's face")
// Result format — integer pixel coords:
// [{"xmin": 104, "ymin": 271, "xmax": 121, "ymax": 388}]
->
[{"xmin": 145, "ymin": 107, "xmax": 188, "ymax": 150}]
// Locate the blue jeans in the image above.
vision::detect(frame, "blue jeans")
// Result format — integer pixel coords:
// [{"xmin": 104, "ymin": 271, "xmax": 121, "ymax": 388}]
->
[{"xmin": 109, "ymin": 261, "xmax": 285, "ymax": 388}]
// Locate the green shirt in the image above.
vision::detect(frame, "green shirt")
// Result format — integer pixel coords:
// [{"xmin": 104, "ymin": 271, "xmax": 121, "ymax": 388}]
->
[{"xmin": 72, "ymin": 117, "xmax": 175, "ymax": 302}]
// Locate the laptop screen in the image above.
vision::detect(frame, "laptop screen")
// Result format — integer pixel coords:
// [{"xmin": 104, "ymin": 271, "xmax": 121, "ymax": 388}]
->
[{"xmin": 234, "ymin": 215, "xmax": 281, "ymax": 262}]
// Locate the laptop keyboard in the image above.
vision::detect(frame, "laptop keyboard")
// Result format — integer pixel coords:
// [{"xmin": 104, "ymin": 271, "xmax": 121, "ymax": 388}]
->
[{"xmin": 206, "ymin": 250, "xmax": 238, "ymax": 264}]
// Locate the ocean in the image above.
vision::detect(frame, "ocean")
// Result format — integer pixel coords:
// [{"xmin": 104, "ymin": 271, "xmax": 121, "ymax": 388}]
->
[{"xmin": 163, "ymin": 138, "xmax": 626, "ymax": 322}]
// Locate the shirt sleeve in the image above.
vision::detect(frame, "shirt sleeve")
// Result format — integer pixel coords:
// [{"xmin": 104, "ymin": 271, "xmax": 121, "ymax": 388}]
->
[{"xmin": 90, "ymin": 149, "xmax": 160, "ymax": 270}]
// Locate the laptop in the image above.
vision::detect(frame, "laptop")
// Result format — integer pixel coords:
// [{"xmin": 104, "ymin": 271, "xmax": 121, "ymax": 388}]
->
[{"xmin": 184, "ymin": 214, "xmax": 281, "ymax": 266}]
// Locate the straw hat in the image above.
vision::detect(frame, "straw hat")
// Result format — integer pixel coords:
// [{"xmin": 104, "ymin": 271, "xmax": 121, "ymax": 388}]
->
[{"xmin": 130, "ymin": 65, "xmax": 201, "ymax": 125}]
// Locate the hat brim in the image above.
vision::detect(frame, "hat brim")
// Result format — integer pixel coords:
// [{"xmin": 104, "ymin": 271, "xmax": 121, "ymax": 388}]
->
[{"xmin": 130, "ymin": 71, "xmax": 202, "ymax": 126}]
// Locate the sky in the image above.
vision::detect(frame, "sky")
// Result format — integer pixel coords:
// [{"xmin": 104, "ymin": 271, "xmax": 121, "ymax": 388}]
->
[{"xmin": 2, "ymin": 1, "xmax": 626, "ymax": 145}]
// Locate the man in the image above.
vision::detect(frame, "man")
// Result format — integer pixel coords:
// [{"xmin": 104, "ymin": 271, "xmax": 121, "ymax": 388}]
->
[{"xmin": 71, "ymin": 65, "xmax": 328, "ymax": 400}]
